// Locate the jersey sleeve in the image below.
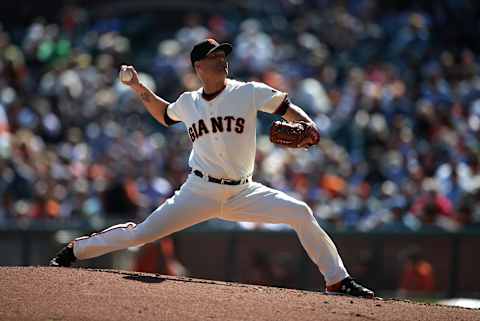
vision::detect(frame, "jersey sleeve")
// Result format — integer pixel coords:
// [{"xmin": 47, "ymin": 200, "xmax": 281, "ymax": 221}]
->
[
  {"xmin": 166, "ymin": 93, "xmax": 186, "ymax": 122},
  {"xmin": 252, "ymin": 81, "xmax": 288, "ymax": 114}
]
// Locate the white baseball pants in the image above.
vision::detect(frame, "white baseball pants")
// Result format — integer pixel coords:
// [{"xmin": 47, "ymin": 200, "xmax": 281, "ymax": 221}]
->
[{"xmin": 73, "ymin": 173, "xmax": 349, "ymax": 285}]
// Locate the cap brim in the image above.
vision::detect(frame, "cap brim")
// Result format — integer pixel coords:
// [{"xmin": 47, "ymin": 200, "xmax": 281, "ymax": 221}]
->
[{"xmin": 207, "ymin": 43, "xmax": 233, "ymax": 57}]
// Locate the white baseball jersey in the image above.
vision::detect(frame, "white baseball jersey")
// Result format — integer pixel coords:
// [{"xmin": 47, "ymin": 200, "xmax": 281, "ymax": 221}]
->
[
  {"xmin": 166, "ymin": 79, "xmax": 286, "ymax": 180},
  {"xmin": 72, "ymin": 78, "xmax": 349, "ymax": 286}
]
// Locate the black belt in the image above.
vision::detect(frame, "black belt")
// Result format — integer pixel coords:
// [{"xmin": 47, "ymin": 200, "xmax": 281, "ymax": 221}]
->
[{"xmin": 192, "ymin": 170, "xmax": 251, "ymax": 185}]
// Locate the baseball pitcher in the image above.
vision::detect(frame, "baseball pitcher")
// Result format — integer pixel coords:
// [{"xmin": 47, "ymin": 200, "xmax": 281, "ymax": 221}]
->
[{"xmin": 50, "ymin": 39, "xmax": 374, "ymax": 298}]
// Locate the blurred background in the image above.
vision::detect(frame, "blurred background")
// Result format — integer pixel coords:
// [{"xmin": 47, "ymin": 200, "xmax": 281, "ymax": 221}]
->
[{"xmin": 0, "ymin": 0, "xmax": 479, "ymax": 305}]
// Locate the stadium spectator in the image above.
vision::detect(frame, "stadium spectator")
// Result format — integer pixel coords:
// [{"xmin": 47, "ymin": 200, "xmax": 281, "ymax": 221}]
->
[{"xmin": 0, "ymin": 1, "xmax": 480, "ymax": 232}]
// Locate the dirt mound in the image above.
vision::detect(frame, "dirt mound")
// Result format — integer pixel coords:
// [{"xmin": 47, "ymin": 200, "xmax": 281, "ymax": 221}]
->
[{"xmin": 0, "ymin": 267, "xmax": 478, "ymax": 321}]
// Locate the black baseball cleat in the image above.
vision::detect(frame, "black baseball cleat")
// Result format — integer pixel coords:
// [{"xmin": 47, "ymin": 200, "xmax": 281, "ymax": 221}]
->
[
  {"xmin": 49, "ymin": 242, "xmax": 77, "ymax": 267},
  {"xmin": 326, "ymin": 277, "xmax": 375, "ymax": 298}
]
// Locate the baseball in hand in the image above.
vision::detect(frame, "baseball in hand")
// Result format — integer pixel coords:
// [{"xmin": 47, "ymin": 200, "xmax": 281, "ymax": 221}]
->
[{"xmin": 120, "ymin": 66, "xmax": 133, "ymax": 82}]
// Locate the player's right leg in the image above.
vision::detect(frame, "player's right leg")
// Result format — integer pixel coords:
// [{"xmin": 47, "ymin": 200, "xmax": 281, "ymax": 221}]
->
[{"xmin": 49, "ymin": 174, "xmax": 220, "ymax": 266}]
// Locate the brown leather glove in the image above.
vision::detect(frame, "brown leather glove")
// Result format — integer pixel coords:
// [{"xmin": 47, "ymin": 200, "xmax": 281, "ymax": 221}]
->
[{"xmin": 269, "ymin": 120, "xmax": 320, "ymax": 148}]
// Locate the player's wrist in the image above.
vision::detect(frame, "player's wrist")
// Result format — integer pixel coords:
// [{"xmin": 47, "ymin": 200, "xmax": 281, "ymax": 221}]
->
[{"xmin": 131, "ymin": 82, "xmax": 145, "ymax": 92}]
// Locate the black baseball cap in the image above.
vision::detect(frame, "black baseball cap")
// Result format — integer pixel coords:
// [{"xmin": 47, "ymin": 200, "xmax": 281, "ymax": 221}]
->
[{"xmin": 190, "ymin": 39, "xmax": 232, "ymax": 67}]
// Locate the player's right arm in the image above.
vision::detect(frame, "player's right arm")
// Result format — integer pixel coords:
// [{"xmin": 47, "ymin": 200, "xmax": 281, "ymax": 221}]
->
[{"xmin": 119, "ymin": 65, "xmax": 171, "ymax": 127}]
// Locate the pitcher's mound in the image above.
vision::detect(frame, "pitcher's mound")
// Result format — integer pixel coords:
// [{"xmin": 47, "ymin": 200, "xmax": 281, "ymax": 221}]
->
[{"xmin": 0, "ymin": 267, "xmax": 478, "ymax": 321}]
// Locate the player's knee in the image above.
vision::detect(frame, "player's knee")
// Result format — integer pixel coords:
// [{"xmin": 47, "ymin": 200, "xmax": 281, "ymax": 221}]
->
[
  {"xmin": 300, "ymin": 202, "xmax": 315, "ymax": 221},
  {"xmin": 291, "ymin": 202, "xmax": 315, "ymax": 228}
]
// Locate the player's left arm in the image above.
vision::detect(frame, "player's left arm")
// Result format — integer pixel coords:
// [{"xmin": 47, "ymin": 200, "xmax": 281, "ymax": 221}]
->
[
  {"xmin": 281, "ymin": 103, "xmax": 314, "ymax": 124},
  {"xmin": 252, "ymin": 81, "xmax": 320, "ymax": 147}
]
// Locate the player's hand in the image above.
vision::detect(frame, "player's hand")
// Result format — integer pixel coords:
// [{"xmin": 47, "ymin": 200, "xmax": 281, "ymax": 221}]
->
[
  {"xmin": 119, "ymin": 65, "xmax": 140, "ymax": 87},
  {"xmin": 270, "ymin": 120, "xmax": 320, "ymax": 149},
  {"xmin": 297, "ymin": 121, "xmax": 320, "ymax": 149}
]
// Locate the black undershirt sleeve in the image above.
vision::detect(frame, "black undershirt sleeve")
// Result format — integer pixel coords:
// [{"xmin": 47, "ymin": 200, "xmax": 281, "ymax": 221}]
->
[
  {"xmin": 164, "ymin": 105, "xmax": 181, "ymax": 126},
  {"xmin": 273, "ymin": 96, "xmax": 290, "ymax": 117}
]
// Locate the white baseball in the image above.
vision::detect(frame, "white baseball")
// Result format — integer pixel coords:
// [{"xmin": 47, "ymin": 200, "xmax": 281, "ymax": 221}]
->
[{"xmin": 120, "ymin": 67, "xmax": 133, "ymax": 82}]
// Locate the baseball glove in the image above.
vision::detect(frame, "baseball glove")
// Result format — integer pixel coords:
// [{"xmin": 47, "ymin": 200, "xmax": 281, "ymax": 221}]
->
[{"xmin": 269, "ymin": 120, "xmax": 320, "ymax": 148}]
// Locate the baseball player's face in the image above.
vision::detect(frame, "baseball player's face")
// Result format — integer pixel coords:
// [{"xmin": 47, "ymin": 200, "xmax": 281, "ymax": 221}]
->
[{"xmin": 197, "ymin": 51, "xmax": 228, "ymax": 79}]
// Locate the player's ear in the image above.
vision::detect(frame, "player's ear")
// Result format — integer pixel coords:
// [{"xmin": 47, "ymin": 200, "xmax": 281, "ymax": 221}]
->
[{"xmin": 194, "ymin": 61, "xmax": 201, "ymax": 74}]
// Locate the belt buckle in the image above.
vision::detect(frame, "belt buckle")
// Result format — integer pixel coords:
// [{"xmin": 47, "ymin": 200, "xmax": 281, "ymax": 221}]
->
[
  {"xmin": 220, "ymin": 178, "xmax": 225, "ymax": 184},
  {"xmin": 240, "ymin": 177, "xmax": 250, "ymax": 184}
]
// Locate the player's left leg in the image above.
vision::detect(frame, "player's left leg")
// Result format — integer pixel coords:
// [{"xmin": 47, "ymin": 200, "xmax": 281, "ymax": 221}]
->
[{"xmin": 220, "ymin": 182, "xmax": 374, "ymax": 298}]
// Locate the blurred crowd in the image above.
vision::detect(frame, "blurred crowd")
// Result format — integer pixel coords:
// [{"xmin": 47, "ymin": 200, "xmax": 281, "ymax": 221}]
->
[{"xmin": 1, "ymin": 0, "xmax": 480, "ymax": 233}]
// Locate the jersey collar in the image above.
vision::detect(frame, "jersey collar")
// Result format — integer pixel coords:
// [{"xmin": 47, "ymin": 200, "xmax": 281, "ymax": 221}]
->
[{"xmin": 200, "ymin": 79, "xmax": 230, "ymax": 102}]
